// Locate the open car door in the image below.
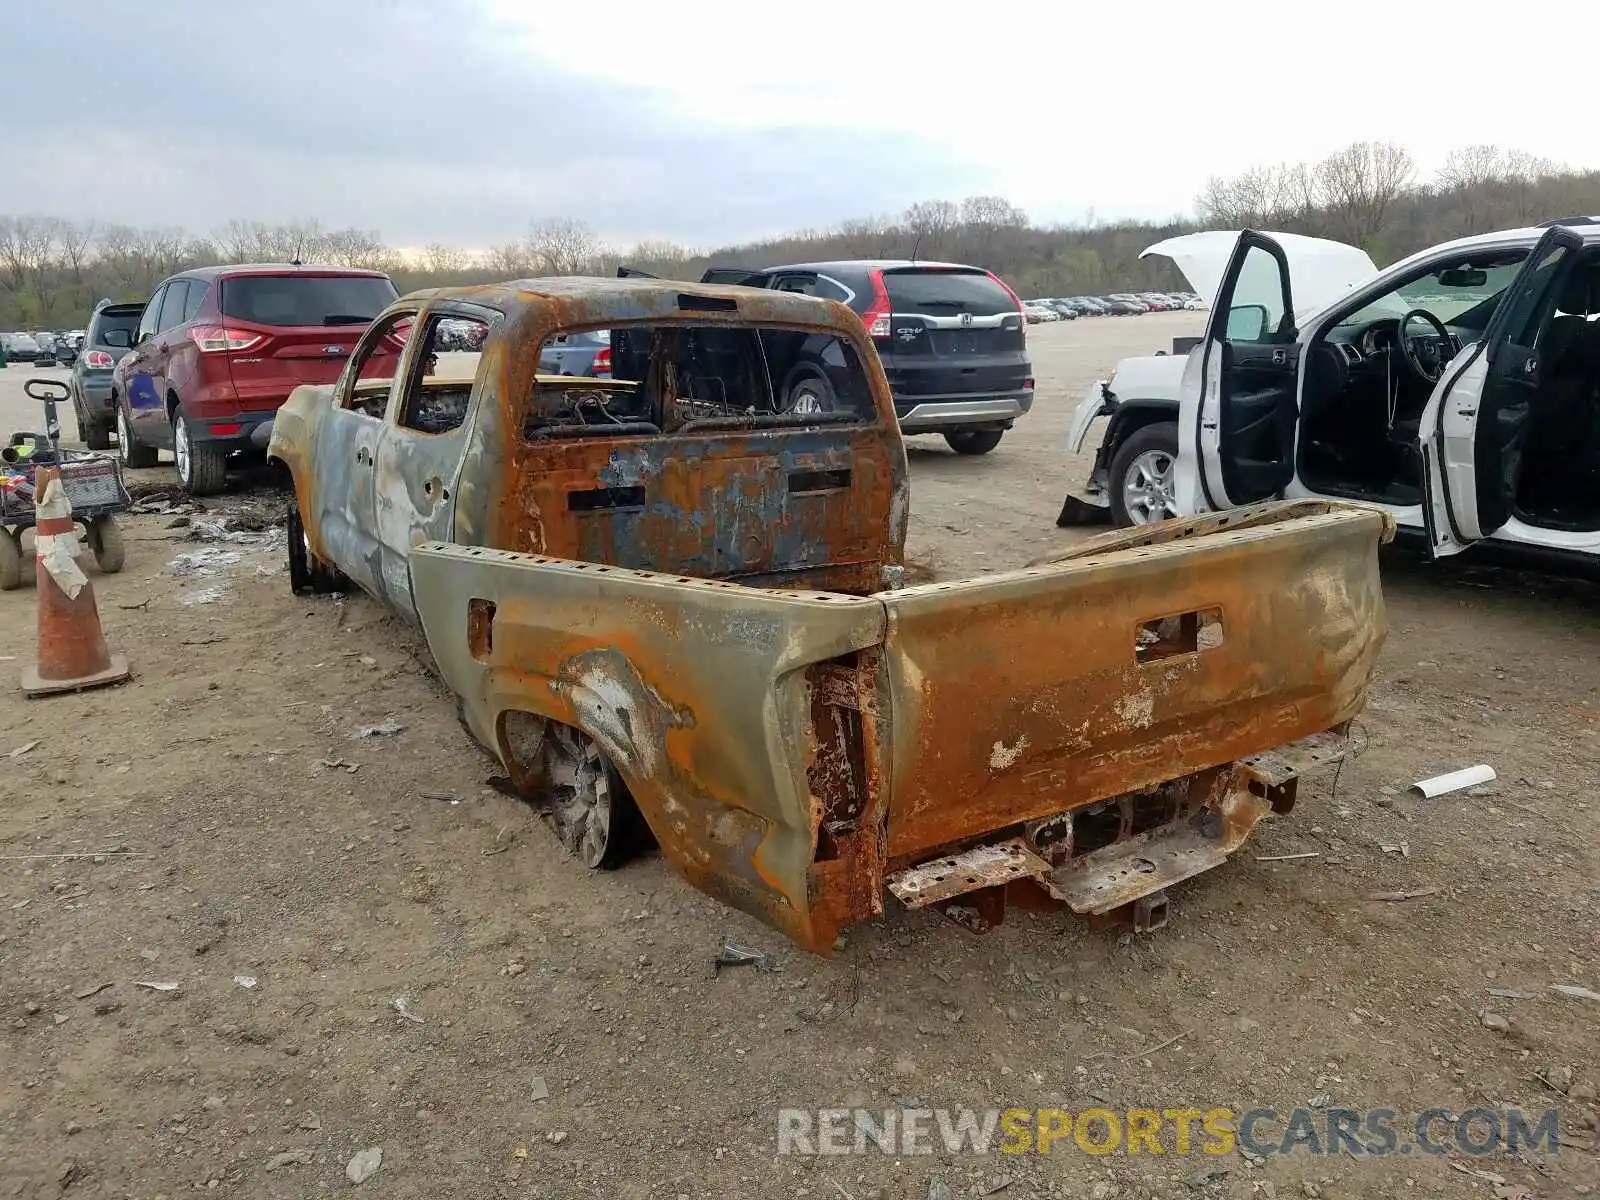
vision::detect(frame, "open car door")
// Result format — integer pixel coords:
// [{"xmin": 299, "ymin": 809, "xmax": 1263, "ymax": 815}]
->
[
  {"xmin": 1418, "ymin": 225, "xmax": 1585, "ymax": 556},
  {"xmin": 1175, "ymin": 232, "xmax": 1301, "ymax": 514}
]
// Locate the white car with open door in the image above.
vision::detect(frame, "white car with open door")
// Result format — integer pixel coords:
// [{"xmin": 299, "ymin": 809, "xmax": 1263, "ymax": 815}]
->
[
  {"xmin": 1176, "ymin": 219, "xmax": 1600, "ymax": 566},
  {"xmin": 1061, "ymin": 231, "xmax": 1380, "ymax": 526}
]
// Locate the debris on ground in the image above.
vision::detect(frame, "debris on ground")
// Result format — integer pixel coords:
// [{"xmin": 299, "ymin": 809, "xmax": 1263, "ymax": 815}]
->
[
  {"xmin": 1365, "ymin": 887, "xmax": 1439, "ymax": 902},
  {"xmin": 345, "ymin": 1147, "xmax": 382, "ymax": 1184},
  {"xmin": 72, "ymin": 982, "xmax": 113, "ymax": 1000},
  {"xmin": 8, "ymin": 739, "xmax": 39, "ymax": 758},
  {"xmin": 265, "ymin": 1148, "xmax": 315, "ymax": 1170},
  {"xmin": 132, "ymin": 981, "xmax": 180, "ymax": 992},
  {"xmin": 178, "ymin": 585, "xmax": 229, "ymax": 606},
  {"xmin": 233, "ymin": 975, "xmax": 257, "ymax": 989},
  {"xmin": 355, "ymin": 718, "xmax": 406, "ymax": 738},
  {"xmin": 1481, "ymin": 1011, "xmax": 1513, "ymax": 1033},
  {"xmin": 529, "ymin": 1076, "xmax": 549, "ymax": 1102},
  {"xmin": 168, "ymin": 548, "xmax": 241, "ymax": 578},
  {"xmin": 713, "ymin": 939, "xmax": 778, "ymax": 975},
  {"xmin": 1550, "ymin": 983, "xmax": 1600, "ymax": 1003},
  {"xmin": 316, "ymin": 757, "xmax": 360, "ymax": 774},
  {"xmin": 391, "ymin": 996, "xmax": 424, "ymax": 1024},
  {"xmin": 1409, "ymin": 764, "xmax": 1496, "ymax": 798}
]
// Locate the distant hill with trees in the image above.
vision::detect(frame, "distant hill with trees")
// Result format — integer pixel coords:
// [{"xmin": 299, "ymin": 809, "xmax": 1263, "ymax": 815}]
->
[{"xmin": 3, "ymin": 141, "xmax": 1597, "ymax": 328}]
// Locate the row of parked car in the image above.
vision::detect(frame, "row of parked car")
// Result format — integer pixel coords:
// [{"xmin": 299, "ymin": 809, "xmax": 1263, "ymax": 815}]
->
[
  {"xmin": 1022, "ymin": 292, "xmax": 1205, "ymax": 322},
  {"xmin": 42, "ymin": 254, "xmax": 1044, "ymax": 496},
  {"xmin": 0, "ymin": 329, "xmax": 83, "ymax": 366}
]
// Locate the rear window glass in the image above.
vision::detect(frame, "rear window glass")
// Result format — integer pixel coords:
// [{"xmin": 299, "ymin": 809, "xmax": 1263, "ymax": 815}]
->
[
  {"xmin": 523, "ymin": 322, "xmax": 874, "ymax": 439},
  {"xmin": 883, "ymin": 269, "xmax": 1016, "ymax": 316},
  {"xmin": 220, "ymin": 275, "xmax": 397, "ymax": 328},
  {"xmin": 90, "ymin": 310, "xmax": 142, "ymax": 345}
]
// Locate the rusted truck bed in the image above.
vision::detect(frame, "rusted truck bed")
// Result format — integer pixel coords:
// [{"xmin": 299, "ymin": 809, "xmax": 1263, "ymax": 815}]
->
[{"xmin": 409, "ymin": 498, "xmax": 1390, "ymax": 952}]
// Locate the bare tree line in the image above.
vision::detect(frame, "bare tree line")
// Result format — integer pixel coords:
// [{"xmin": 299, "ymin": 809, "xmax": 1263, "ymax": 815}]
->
[{"xmin": 3, "ymin": 142, "xmax": 1598, "ymax": 327}]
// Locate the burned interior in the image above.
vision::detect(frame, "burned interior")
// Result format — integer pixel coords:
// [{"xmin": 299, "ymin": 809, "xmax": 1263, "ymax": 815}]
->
[
  {"xmin": 500, "ymin": 309, "xmax": 901, "ymax": 596},
  {"xmin": 523, "ymin": 317, "xmax": 876, "ymax": 438}
]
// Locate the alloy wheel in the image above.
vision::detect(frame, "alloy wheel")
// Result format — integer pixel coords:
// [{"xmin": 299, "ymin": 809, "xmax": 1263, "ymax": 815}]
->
[{"xmin": 1121, "ymin": 448, "xmax": 1177, "ymax": 524}]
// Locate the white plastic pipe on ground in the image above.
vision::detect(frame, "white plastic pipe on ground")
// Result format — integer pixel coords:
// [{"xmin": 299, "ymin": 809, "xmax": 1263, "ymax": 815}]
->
[{"xmin": 1409, "ymin": 764, "xmax": 1496, "ymax": 799}]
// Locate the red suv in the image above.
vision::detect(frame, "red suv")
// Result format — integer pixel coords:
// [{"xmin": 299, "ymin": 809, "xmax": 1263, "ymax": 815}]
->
[{"xmin": 111, "ymin": 264, "xmax": 399, "ymax": 493}]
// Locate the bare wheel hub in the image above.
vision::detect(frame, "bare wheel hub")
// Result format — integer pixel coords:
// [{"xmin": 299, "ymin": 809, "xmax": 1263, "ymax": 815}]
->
[{"xmin": 542, "ymin": 724, "xmax": 614, "ymax": 869}]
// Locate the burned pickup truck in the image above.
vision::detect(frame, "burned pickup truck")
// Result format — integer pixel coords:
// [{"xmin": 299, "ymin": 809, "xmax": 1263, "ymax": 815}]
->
[{"xmin": 268, "ymin": 277, "xmax": 1391, "ymax": 953}]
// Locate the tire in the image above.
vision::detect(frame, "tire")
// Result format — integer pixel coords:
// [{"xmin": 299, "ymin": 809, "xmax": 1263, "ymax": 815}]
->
[
  {"xmin": 87, "ymin": 516, "xmax": 125, "ymax": 574},
  {"xmin": 115, "ymin": 402, "xmax": 157, "ymax": 469},
  {"xmin": 783, "ymin": 370, "xmax": 836, "ymax": 416},
  {"xmin": 0, "ymin": 529, "xmax": 21, "ymax": 591},
  {"xmin": 174, "ymin": 408, "xmax": 226, "ymax": 495},
  {"xmin": 286, "ymin": 498, "xmax": 346, "ymax": 595},
  {"xmin": 944, "ymin": 429, "xmax": 1004, "ymax": 455},
  {"xmin": 80, "ymin": 389, "xmax": 112, "ymax": 452},
  {"xmin": 1108, "ymin": 422, "xmax": 1180, "ymax": 527}
]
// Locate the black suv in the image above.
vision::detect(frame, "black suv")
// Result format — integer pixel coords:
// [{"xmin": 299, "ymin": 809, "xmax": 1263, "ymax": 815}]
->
[
  {"xmin": 71, "ymin": 300, "xmax": 146, "ymax": 450},
  {"xmin": 626, "ymin": 260, "xmax": 1033, "ymax": 454}
]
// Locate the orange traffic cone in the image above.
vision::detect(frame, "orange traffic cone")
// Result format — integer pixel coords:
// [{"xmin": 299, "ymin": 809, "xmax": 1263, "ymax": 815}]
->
[{"xmin": 21, "ymin": 467, "xmax": 130, "ymax": 697}]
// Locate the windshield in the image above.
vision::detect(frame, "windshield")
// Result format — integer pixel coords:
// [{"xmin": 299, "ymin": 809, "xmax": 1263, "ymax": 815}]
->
[{"xmin": 1336, "ymin": 254, "xmax": 1528, "ymax": 329}]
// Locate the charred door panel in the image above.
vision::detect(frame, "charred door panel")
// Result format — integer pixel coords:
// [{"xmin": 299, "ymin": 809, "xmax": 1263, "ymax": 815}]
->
[{"xmin": 878, "ymin": 506, "xmax": 1388, "ymax": 860}]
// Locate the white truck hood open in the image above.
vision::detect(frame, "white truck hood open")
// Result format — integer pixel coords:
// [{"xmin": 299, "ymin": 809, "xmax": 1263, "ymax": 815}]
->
[{"xmin": 1141, "ymin": 230, "xmax": 1380, "ymax": 317}]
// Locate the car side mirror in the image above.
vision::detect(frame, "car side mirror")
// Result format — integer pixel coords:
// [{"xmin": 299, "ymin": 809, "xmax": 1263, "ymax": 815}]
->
[
  {"xmin": 102, "ymin": 329, "xmax": 131, "ymax": 348},
  {"xmin": 1225, "ymin": 304, "xmax": 1269, "ymax": 342},
  {"xmin": 135, "ymin": 330, "xmax": 152, "ymax": 346}
]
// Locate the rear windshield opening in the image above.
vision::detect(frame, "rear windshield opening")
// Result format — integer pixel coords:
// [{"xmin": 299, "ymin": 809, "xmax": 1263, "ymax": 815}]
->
[
  {"xmin": 91, "ymin": 311, "xmax": 142, "ymax": 345},
  {"xmin": 220, "ymin": 274, "xmax": 397, "ymax": 328},
  {"xmin": 523, "ymin": 322, "xmax": 875, "ymax": 440},
  {"xmin": 883, "ymin": 269, "xmax": 1017, "ymax": 316}
]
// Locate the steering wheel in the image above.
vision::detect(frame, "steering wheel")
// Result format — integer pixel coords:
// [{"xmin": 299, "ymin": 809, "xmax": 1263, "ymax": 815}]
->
[{"xmin": 1396, "ymin": 309, "xmax": 1456, "ymax": 384}]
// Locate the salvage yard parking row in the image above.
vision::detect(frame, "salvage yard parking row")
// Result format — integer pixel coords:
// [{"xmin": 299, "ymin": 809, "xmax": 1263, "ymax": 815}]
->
[{"xmin": 0, "ymin": 315, "xmax": 1597, "ymax": 1198}]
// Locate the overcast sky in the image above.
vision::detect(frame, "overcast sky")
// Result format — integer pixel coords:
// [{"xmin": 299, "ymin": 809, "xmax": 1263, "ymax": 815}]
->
[{"xmin": 0, "ymin": 0, "xmax": 1583, "ymax": 251}]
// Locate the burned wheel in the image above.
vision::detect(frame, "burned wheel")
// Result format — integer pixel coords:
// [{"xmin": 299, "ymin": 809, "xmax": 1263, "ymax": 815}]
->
[
  {"xmin": 542, "ymin": 723, "xmax": 642, "ymax": 870},
  {"xmin": 286, "ymin": 498, "xmax": 347, "ymax": 595}
]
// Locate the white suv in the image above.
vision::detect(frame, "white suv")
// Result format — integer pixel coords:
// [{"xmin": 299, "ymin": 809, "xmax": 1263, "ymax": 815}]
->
[{"xmin": 1066, "ymin": 219, "xmax": 1600, "ymax": 565}]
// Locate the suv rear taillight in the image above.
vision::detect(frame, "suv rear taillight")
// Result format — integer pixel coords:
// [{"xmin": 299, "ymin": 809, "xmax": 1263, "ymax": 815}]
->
[
  {"xmin": 860, "ymin": 269, "xmax": 892, "ymax": 339},
  {"xmin": 189, "ymin": 325, "xmax": 265, "ymax": 353},
  {"xmin": 986, "ymin": 271, "xmax": 1026, "ymax": 340},
  {"xmin": 83, "ymin": 350, "xmax": 115, "ymax": 369},
  {"xmin": 591, "ymin": 345, "xmax": 612, "ymax": 376}
]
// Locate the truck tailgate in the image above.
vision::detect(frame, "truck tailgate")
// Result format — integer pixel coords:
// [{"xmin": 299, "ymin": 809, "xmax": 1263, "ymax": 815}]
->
[{"xmin": 879, "ymin": 501, "xmax": 1390, "ymax": 859}]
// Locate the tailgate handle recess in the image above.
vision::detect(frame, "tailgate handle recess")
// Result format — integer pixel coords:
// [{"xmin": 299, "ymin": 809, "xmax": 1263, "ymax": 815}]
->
[
  {"xmin": 568, "ymin": 485, "xmax": 646, "ymax": 512},
  {"xmin": 788, "ymin": 468, "xmax": 851, "ymax": 494},
  {"xmin": 1135, "ymin": 606, "xmax": 1224, "ymax": 663}
]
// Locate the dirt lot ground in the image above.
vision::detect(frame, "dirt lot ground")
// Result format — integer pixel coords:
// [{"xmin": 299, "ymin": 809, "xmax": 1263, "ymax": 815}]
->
[{"xmin": 1, "ymin": 314, "xmax": 1597, "ymax": 1199}]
